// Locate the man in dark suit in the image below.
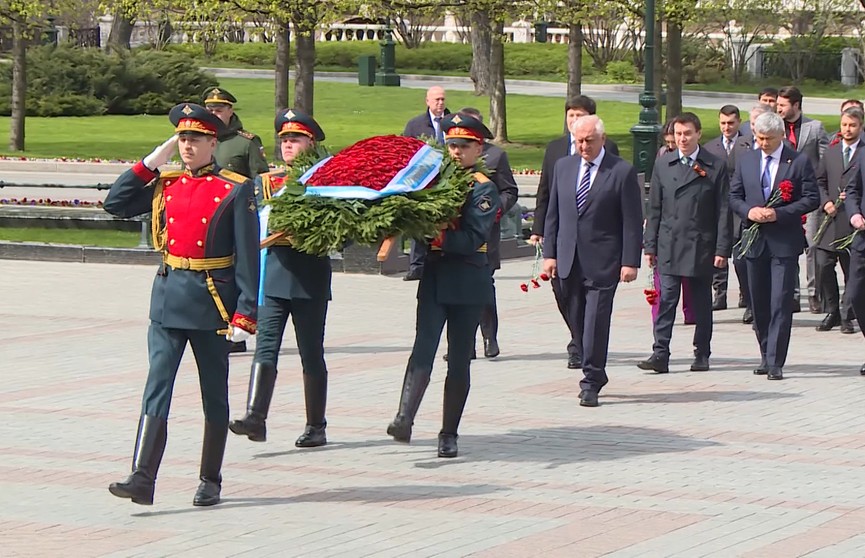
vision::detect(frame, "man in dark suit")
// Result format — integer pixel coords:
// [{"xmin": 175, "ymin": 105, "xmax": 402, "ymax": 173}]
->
[
  {"xmin": 402, "ymin": 85, "xmax": 449, "ymax": 281},
  {"xmin": 729, "ymin": 111, "xmax": 819, "ymax": 380},
  {"xmin": 814, "ymin": 106, "xmax": 863, "ymax": 334},
  {"xmin": 542, "ymin": 115, "xmax": 643, "ymax": 406},
  {"xmin": 639, "ymin": 113, "xmax": 731, "ymax": 373},
  {"xmin": 777, "ymin": 86, "xmax": 829, "ymax": 314},
  {"xmin": 702, "ymin": 105, "xmax": 743, "ymax": 312},
  {"xmin": 843, "ymin": 138, "xmax": 865, "ymax": 375},
  {"xmin": 740, "ymin": 87, "xmax": 778, "ymax": 139},
  {"xmin": 825, "ymin": 99, "xmax": 863, "ymax": 147},
  {"xmin": 532, "ymin": 95, "xmax": 620, "ymax": 369},
  {"xmin": 229, "ymin": 109, "xmax": 332, "ymax": 448},
  {"xmin": 457, "ymin": 108, "xmax": 519, "ymax": 358}
]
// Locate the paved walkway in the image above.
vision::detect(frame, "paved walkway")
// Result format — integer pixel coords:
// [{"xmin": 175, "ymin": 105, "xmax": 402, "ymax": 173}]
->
[{"xmin": 4, "ymin": 258, "xmax": 865, "ymax": 557}]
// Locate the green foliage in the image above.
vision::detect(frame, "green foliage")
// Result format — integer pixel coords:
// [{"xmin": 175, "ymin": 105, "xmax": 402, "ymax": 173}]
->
[
  {"xmin": 680, "ymin": 36, "xmax": 727, "ymax": 84},
  {"xmin": 605, "ymin": 61, "xmax": 639, "ymax": 83},
  {"xmin": 0, "ymin": 44, "xmax": 218, "ymax": 116}
]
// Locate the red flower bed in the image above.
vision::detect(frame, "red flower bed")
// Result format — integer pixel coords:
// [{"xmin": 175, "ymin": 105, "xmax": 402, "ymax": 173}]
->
[{"xmin": 305, "ymin": 135, "xmax": 428, "ymax": 191}]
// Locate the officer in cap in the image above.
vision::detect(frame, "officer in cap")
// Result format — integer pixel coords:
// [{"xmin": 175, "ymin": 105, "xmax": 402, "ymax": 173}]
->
[
  {"xmin": 104, "ymin": 103, "xmax": 260, "ymax": 507},
  {"xmin": 229, "ymin": 108, "xmax": 332, "ymax": 448},
  {"xmin": 387, "ymin": 113, "xmax": 501, "ymax": 459}
]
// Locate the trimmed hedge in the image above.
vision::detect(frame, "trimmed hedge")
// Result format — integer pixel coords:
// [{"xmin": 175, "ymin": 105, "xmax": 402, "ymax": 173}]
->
[{"xmin": 0, "ymin": 45, "xmax": 218, "ymax": 116}]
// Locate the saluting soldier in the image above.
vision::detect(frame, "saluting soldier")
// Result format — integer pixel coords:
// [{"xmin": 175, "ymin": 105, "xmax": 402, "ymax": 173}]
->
[
  {"xmin": 229, "ymin": 109, "xmax": 331, "ymax": 448},
  {"xmin": 203, "ymin": 87, "xmax": 269, "ymax": 354},
  {"xmin": 387, "ymin": 113, "xmax": 501, "ymax": 458},
  {"xmin": 104, "ymin": 103, "xmax": 259, "ymax": 507}
]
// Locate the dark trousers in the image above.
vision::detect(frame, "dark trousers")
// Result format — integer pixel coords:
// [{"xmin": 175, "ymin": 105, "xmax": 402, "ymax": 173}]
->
[
  {"xmin": 815, "ymin": 247, "xmax": 853, "ymax": 320},
  {"xmin": 253, "ymin": 295, "xmax": 328, "ymax": 377},
  {"xmin": 733, "ymin": 257, "xmax": 751, "ymax": 308},
  {"xmin": 409, "ymin": 240, "xmax": 428, "ymax": 272},
  {"xmin": 653, "ymin": 273, "xmax": 713, "ymax": 358},
  {"xmin": 560, "ymin": 270, "xmax": 617, "ymax": 393},
  {"xmin": 848, "ymin": 249, "xmax": 865, "ymax": 338},
  {"xmin": 479, "ymin": 273, "xmax": 498, "ymax": 342},
  {"xmin": 746, "ymin": 254, "xmax": 798, "ymax": 370},
  {"xmin": 712, "ymin": 267, "xmax": 727, "ymax": 300},
  {"xmin": 552, "ymin": 275, "xmax": 582, "ymax": 358},
  {"xmin": 143, "ymin": 323, "xmax": 230, "ymax": 424}
]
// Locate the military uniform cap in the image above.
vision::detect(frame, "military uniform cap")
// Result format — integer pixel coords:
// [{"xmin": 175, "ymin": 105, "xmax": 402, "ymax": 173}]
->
[
  {"xmin": 168, "ymin": 103, "xmax": 226, "ymax": 136},
  {"xmin": 275, "ymin": 108, "xmax": 325, "ymax": 141},
  {"xmin": 442, "ymin": 113, "xmax": 493, "ymax": 145},
  {"xmin": 203, "ymin": 87, "xmax": 237, "ymax": 106}
]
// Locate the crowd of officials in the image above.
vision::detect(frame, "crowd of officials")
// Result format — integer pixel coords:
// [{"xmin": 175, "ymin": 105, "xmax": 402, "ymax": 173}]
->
[{"xmin": 100, "ymin": 83, "xmax": 865, "ymax": 507}]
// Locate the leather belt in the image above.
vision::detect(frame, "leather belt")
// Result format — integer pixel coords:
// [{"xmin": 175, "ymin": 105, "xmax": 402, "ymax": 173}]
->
[
  {"xmin": 163, "ymin": 254, "xmax": 234, "ymax": 271},
  {"xmin": 430, "ymin": 243, "xmax": 487, "ymax": 253}
]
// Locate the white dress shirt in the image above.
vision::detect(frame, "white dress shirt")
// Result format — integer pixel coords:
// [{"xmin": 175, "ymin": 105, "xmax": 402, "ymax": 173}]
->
[{"xmin": 761, "ymin": 143, "xmax": 784, "ymax": 187}]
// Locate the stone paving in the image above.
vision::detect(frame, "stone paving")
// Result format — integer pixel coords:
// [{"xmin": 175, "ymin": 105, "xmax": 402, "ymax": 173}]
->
[{"xmin": 3, "ymin": 258, "xmax": 865, "ymax": 557}]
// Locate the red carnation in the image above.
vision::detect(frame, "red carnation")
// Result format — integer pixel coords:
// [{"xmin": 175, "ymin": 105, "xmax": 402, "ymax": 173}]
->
[
  {"xmin": 801, "ymin": 214, "xmax": 807, "ymax": 225},
  {"xmin": 520, "ymin": 283, "xmax": 529, "ymax": 292},
  {"xmin": 306, "ymin": 135, "xmax": 428, "ymax": 191},
  {"xmin": 531, "ymin": 279, "xmax": 540, "ymax": 289},
  {"xmin": 539, "ymin": 273, "xmax": 550, "ymax": 281},
  {"xmin": 778, "ymin": 179, "xmax": 794, "ymax": 203}
]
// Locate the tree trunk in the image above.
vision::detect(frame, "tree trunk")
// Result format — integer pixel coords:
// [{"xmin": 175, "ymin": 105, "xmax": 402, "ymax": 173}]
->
[
  {"xmin": 293, "ymin": 24, "xmax": 315, "ymax": 115},
  {"xmin": 107, "ymin": 11, "xmax": 134, "ymax": 50},
  {"xmin": 274, "ymin": 20, "xmax": 291, "ymax": 160},
  {"xmin": 567, "ymin": 22, "xmax": 583, "ymax": 99},
  {"xmin": 470, "ymin": 11, "xmax": 491, "ymax": 96},
  {"xmin": 665, "ymin": 20, "xmax": 683, "ymax": 119},
  {"xmin": 9, "ymin": 17, "xmax": 26, "ymax": 152},
  {"xmin": 488, "ymin": 19, "xmax": 507, "ymax": 143}
]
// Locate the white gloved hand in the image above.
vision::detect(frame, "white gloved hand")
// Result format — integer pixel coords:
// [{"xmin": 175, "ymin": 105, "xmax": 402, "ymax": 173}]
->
[
  {"xmin": 227, "ymin": 326, "xmax": 251, "ymax": 343},
  {"xmin": 143, "ymin": 135, "xmax": 179, "ymax": 171}
]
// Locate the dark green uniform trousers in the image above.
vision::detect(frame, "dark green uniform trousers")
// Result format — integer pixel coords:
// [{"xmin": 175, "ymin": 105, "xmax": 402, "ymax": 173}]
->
[
  {"xmin": 253, "ymin": 295, "xmax": 328, "ymax": 374},
  {"xmin": 143, "ymin": 323, "xmax": 230, "ymax": 425}
]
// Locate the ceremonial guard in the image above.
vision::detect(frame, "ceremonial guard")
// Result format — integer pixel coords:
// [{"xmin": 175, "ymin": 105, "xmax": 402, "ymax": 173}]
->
[
  {"xmin": 204, "ymin": 87, "xmax": 271, "ymax": 353},
  {"xmin": 104, "ymin": 103, "xmax": 259, "ymax": 507},
  {"xmin": 387, "ymin": 113, "xmax": 501, "ymax": 458},
  {"xmin": 229, "ymin": 109, "xmax": 331, "ymax": 448}
]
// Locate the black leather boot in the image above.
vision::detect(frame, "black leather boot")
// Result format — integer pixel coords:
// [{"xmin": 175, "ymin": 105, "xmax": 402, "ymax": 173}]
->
[
  {"xmin": 229, "ymin": 363, "xmax": 277, "ymax": 442},
  {"xmin": 108, "ymin": 415, "xmax": 167, "ymax": 506},
  {"xmin": 387, "ymin": 362, "xmax": 431, "ymax": 443},
  {"xmin": 480, "ymin": 303, "xmax": 500, "ymax": 358},
  {"xmin": 295, "ymin": 373, "xmax": 328, "ymax": 448},
  {"xmin": 438, "ymin": 433, "xmax": 459, "ymax": 458},
  {"xmin": 193, "ymin": 421, "xmax": 228, "ymax": 507},
  {"xmin": 439, "ymin": 370, "xmax": 470, "ymax": 457}
]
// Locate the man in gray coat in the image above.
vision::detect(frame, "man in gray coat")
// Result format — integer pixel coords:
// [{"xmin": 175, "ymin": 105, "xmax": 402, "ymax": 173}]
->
[{"xmin": 639, "ymin": 112, "xmax": 731, "ymax": 373}]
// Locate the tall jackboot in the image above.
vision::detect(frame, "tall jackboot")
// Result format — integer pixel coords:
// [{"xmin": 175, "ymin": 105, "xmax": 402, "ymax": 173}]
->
[
  {"xmin": 439, "ymin": 373, "xmax": 470, "ymax": 458},
  {"xmin": 193, "ymin": 421, "xmax": 228, "ymax": 507},
  {"xmin": 386, "ymin": 363, "xmax": 431, "ymax": 443},
  {"xmin": 479, "ymin": 303, "xmax": 500, "ymax": 358},
  {"xmin": 228, "ymin": 362, "xmax": 277, "ymax": 442},
  {"xmin": 108, "ymin": 415, "xmax": 167, "ymax": 505},
  {"xmin": 295, "ymin": 372, "xmax": 328, "ymax": 447}
]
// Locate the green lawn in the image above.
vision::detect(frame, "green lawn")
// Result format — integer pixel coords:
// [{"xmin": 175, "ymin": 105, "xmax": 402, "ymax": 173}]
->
[
  {"xmin": 0, "ymin": 227, "xmax": 142, "ymax": 247},
  {"xmin": 0, "ymin": 78, "xmax": 840, "ymax": 169}
]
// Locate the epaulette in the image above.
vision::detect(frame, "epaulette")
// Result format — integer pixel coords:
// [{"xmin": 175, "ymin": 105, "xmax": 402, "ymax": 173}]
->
[
  {"xmin": 159, "ymin": 170, "xmax": 183, "ymax": 179},
  {"xmin": 473, "ymin": 172, "xmax": 491, "ymax": 183},
  {"xmin": 237, "ymin": 130, "xmax": 258, "ymax": 141},
  {"xmin": 218, "ymin": 168, "xmax": 249, "ymax": 184}
]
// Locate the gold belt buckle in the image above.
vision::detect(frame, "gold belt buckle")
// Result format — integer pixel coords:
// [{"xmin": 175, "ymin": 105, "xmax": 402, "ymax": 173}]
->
[{"xmin": 180, "ymin": 257, "xmax": 191, "ymax": 270}]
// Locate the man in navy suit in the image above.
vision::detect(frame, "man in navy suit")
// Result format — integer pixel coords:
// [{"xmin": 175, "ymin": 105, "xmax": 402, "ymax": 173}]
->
[
  {"xmin": 729, "ymin": 111, "xmax": 819, "ymax": 380},
  {"xmin": 402, "ymin": 86, "xmax": 449, "ymax": 281},
  {"xmin": 843, "ymin": 139, "xmax": 865, "ymax": 375},
  {"xmin": 542, "ymin": 115, "xmax": 643, "ymax": 407}
]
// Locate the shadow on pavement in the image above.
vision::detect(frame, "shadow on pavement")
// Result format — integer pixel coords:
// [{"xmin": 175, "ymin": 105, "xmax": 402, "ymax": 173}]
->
[
  {"xmin": 251, "ymin": 439, "xmax": 396, "ymax": 459},
  {"xmin": 603, "ymin": 390, "xmax": 799, "ymax": 404},
  {"xmin": 412, "ymin": 424, "xmax": 719, "ymax": 470}
]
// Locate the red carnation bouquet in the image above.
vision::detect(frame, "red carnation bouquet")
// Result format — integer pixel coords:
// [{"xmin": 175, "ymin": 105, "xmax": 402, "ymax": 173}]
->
[
  {"xmin": 733, "ymin": 179, "xmax": 794, "ymax": 259},
  {"xmin": 265, "ymin": 135, "xmax": 478, "ymax": 256},
  {"xmin": 519, "ymin": 243, "xmax": 551, "ymax": 292}
]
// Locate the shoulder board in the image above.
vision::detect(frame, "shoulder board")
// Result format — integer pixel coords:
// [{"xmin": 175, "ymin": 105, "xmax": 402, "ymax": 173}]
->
[
  {"xmin": 159, "ymin": 171, "xmax": 183, "ymax": 179},
  {"xmin": 237, "ymin": 130, "xmax": 257, "ymax": 141},
  {"xmin": 473, "ymin": 172, "xmax": 491, "ymax": 183},
  {"xmin": 218, "ymin": 169, "xmax": 249, "ymax": 184}
]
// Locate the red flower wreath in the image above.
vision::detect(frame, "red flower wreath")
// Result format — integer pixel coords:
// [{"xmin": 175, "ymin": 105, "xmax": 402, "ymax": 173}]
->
[{"xmin": 305, "ymin": 135, "xmax": 427, "ymax": 191}]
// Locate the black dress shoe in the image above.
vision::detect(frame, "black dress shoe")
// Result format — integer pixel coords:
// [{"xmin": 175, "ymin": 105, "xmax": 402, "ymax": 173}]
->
[
  {"xmin": 295, "ymin": 425, "xmax": 327, "ymax": 448},
  {"xmin": 767, "ymin": 368, "xmax": 783, "ymax": 380},
  {"xmin": 437, "ymin": 433, "xmax": 458, "ymax": 458},
  {"xmin": 193, "ymin": 479, "xmax": 221, "ymax": 507},
  {"xmin": 637, "ymin": 354, "xmax": 669, "ymax": 373},
  {"xmin": 579, "ymin": 390, "xmax": 599, "ymax": 407},
  {"xmin": 860, "ymin": 363, "xmax": 865, "ymax": 376},
  {"xmin": 567, "ymin": 354, "xmax": 582, "ymax": 370},
  {"xmin": 816, "ymin": 313, "xmax": 841, "ymax": 332},
  {"xmin": 228, "ymin": 341, "xmax": 247, "ymax": 354},
  {"xmin": 483, "ymin": 338, "xmax": 500, "ymax": 358},
  {"xmin": 403, "ymin": 269, "xmax": 422, "ymax": 281},
  {"xmin": 690, "ymin": 354, "xmax": 710, "ymax": 371},
  {"xmin": 742, "ymin": 308, "xmax": 753, "ymax": 324},
  {"xmin": 712, "ymin": 296, "xmax": 727, "ymax": 311},
  {"xmin": 809, "ymin": 295, "xmax": 822, "ymax": 314},
  {"xmin": 738, "ymin": 294, "xmax": 746, "ymax": 308},
  {"xmin": 753, "ymin": 364, "xmax": 769, "ymax": 375},
  {"xmin": 840, "ymin": 320, "xmax": 855, "ymax": 334}
]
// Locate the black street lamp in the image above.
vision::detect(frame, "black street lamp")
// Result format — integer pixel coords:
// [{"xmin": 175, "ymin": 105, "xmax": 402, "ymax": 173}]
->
[
  {"xmin": 630, "ymin": 0, "xmax": 661, "ymax": 178},
  {"xmin": 375, "ymin": 22, "xmax": 401, "ymax": 86}
]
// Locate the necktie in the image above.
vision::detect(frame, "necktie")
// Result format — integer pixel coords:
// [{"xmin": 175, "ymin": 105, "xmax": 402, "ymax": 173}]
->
[
  {"xmin": 434, "ymin": 116, "xmax": 443, "ymax": 145},
  {"xmin": 576, "ymin": 161, "xmax": 594, "ymax": 213},
  {"xmin": 787, "ymin": 122, "xmax": 797, "ymax": 149},
  {"xmin": 762, "ymin": 155, "xmax": 773, "ymax": 200},
  {"xmin": 844, "ymin": 146, "xmax": 852, "ymax": 168},
  {"xmin": 725, "ymin": 139, "xmax": 733, "ymax": 154},
  {"xmin": 680, "ymin": 156, "xmax": 691, "ymax": 167}
]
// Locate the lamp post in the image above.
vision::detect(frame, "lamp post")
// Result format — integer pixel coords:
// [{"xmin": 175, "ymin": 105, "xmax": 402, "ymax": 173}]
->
[
  {"xmin": 630, "ymin": 0, "xmax": 661, "ymax": 178},
  {"xmin": 375, "ymin": 22, "xmax": 401, "ymax": 86}
]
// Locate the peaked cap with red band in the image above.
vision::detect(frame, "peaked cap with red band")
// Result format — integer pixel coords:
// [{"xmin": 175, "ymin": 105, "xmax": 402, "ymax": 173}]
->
[
  {"xmin": 168, "ymin": 103, "xmax": 226, "ymax": 137},
  {"xmin": 274, "ymin": 108, "xmax": 325, "ymax": 141},
  {"xmin": 442, "ymin": 113, "xmax": 493, "ymax": 145}
]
